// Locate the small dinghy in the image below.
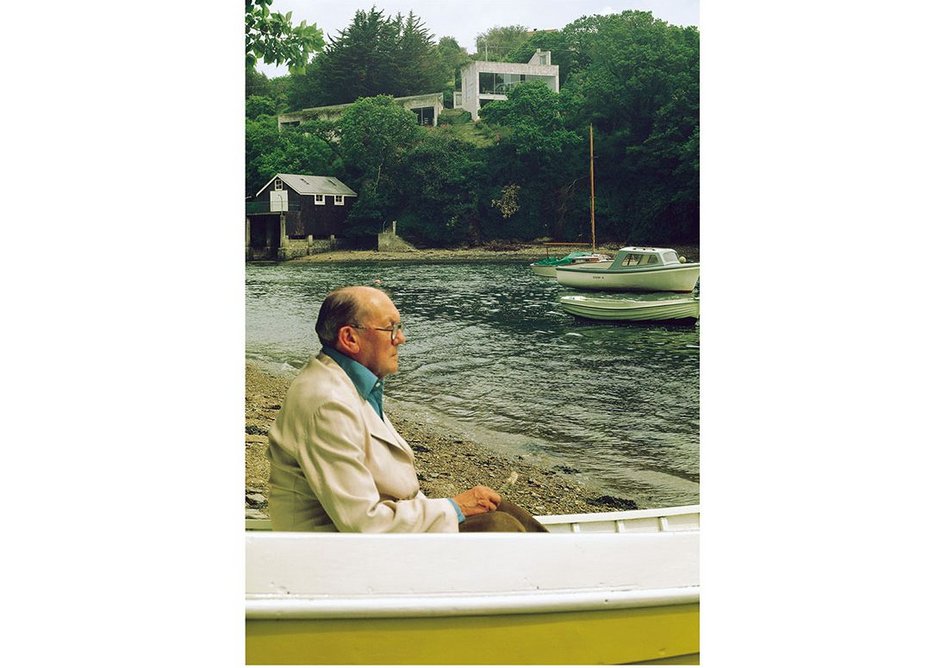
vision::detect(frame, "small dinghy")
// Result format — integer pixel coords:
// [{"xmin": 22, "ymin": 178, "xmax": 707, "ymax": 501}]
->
[{"xmin": 559, "ymin": 294, "xmax": 700, "ymax": 322}]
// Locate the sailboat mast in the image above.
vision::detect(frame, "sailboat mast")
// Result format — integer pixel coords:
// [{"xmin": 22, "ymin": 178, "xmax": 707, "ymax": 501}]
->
[{"xmin": 589, "ymin": 124, "xmax": 596, "ymax": 252}]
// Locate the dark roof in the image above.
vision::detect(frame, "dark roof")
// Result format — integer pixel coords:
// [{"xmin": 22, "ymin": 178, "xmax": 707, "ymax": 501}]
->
[{"xmin": 256, "ymin": 174, "xmax": 357, "ymax": 198}]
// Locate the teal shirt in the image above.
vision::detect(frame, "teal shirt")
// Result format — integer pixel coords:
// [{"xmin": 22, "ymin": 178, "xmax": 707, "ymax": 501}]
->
[
  {"xmin": 321, "ymin": 346, "xmax": 464, "ymax": 523},
  {"xmin": 322, "ymin": 346, "xmax": 384, "ymax": 418}
]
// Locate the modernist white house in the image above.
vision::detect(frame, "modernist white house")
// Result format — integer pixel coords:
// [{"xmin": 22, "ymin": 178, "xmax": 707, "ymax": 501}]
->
[{"xmin": 454, "ymin": 49, "xmax": 560, "ymax": 121}]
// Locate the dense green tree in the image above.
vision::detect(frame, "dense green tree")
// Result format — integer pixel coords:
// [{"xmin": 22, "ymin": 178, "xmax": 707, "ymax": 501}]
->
[
  {"xmin": 290, "ymin": 7, "xmax": 448, "ymax": 107},
  {"xmin": 246, "ymin": 65, "xmax": 273, "ymax": 98},
  {"xmin": 436, "ymin": 36, "xmax": 471, "ymax": 82},
  {"xmin": 245, "ymin": 0, "xmax": 324, "ymax": 73},
  {"xmin": 245, "ymin": 115, "xmax": 336, "ymax": 196},
  {"xmin": 336, "ymin": 96, "xmax": 422, "ymax": 238},
  {"xmin": 396, "ymin": 133, "xmax": 485, "ymax": 246},
  {"xmin": 505, "ymin": 31, "xmax": 577, "ymax": 86},
  {"xmin": 480, "ymin": 82, "xmax": 579, "ymax": 160},
  {"xmin": 246, "ymin": 66, "xmax": 291, "ymax": 111},
  {"xmin": 246, "ymin": 95, "xmax": 277, "ymax": 119},
  {"xmin": 559, "ymin": 11, "xmax": 700, "ymax": 243},
  {"xmin": 479, "ymin": 83, "xmax": 585, "ymax": 241},
  {"xmin": 474, "ymin": 25, "xmax": 529, "ymax": 61}
]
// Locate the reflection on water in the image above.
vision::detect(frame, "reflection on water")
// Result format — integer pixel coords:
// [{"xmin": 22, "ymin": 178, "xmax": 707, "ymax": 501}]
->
[{"xmin": 246, "ymin": 261, "xmax": 699, "ymax": 507}]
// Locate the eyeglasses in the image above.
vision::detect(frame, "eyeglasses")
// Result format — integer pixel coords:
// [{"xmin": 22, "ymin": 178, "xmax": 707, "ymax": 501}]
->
[{"xmin": 350, "ymin": 322, "xmax": 404, "ymax": 343}]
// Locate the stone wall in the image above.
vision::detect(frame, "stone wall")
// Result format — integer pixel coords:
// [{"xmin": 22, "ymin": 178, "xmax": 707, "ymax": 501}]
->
[{"xmin": 377, "ymin": 222, "xmax": 418, "ymax": 252}]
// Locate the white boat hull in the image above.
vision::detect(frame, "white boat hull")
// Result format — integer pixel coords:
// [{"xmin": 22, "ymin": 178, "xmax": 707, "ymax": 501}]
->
[
  {"xmin": 556, "ymin": 262, "xmax": 700, "ymax": 292},
  {"xmin": 246, "ymin": 506, "xmax": 699, "ymax": 664},
  {"xmin": 530, "ymin": 263, "xmax": 557, "ymax": 277},
  {"xmin": 560, "ymin": 295, "xmax": 699, "ymax": 322}
]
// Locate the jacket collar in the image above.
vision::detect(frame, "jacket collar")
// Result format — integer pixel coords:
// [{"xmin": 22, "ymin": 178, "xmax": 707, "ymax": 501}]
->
[{"xmin": 317, "ymin": 351, "xmax": 413, "ymax": 460}]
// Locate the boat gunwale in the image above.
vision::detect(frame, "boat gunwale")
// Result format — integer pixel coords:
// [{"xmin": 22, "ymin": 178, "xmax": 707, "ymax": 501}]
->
[
  {"xmin": 246, "ymin": 583, "xmax": 700, "ymax": 619},
  {"xmin": 555, "ymin": 262, "xmax": 699, "ymax": 275},
  {"xmin": 560, "ymin": 296, "xmax": 698, "ymax": 309}
]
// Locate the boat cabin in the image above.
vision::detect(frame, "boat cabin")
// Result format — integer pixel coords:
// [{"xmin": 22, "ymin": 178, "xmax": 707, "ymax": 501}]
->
[{"xmin": 608, "ymin": 247, "xmax": 684, "ymax": 270}]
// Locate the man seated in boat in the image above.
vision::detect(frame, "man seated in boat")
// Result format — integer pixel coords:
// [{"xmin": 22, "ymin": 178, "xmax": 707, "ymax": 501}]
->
[{"xmin": 266, "ymin": 285, "xmax": 547, "ymax": 533}]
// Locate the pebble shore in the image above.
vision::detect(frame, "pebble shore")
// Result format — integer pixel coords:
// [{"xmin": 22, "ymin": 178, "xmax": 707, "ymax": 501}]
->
[
  {"xmin": 285, "ymin": 242, "xmax": 700, "ymax": 265},
  {"xmin": 245, "ymin": 362, "xmax": 639, "ymax": 520}
]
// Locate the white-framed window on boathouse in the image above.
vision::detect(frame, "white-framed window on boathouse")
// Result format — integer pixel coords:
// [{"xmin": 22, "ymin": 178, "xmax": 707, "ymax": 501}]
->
[
  {"xmin": 274, "ymin": 178, "xmax": 283, "ymax": 190},
  {"xmin": 314, "ymin": 194, "xmax": 325, "ymax": 205},
  {"xmin": 334, "ymin": 195, "xmax": 344, "ymax": 206}
]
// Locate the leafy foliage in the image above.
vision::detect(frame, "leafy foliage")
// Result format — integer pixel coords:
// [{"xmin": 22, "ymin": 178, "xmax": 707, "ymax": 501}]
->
[
  {"xmin": 396, "ymin": 133, "xmax": 485, "ymax": 246},
  {"xmin": 290, "ymin": 8, "xmax": 448, "ymax": 107},
  {"xmin": 491, "ymin": 185, "xmax": 520, "ymax": 219},
  {"xmin": 506, "ymin": 31, "xmax": 577, "ymax": 86},
  {"xmin": 245, "ymin": 0, "xmax": 324, "ymax": 73},
  {"xmin": 474, "ymin": 25, "xmax": 530, "ymax": 60},
  {"xmin": 557, "ymin": 11, "xmax": 700, "ymax": 243},
  {"xmin": 246, "ymin": 95, "xmax": 277, "ymax": 119},
  {"xmin": 336, "ymin": 96, "xmax": 422, "ymax": 236},
  {"xmin": 480, "ymin": 83, "xmax": 585, "ymax": 241},
  {"xmin": 245, "ymin": 115, "xmax": 335, "ymax": 196},
  {"xmin": 436, "ymin": 36, "xmax": 472, "ymax": 81}
]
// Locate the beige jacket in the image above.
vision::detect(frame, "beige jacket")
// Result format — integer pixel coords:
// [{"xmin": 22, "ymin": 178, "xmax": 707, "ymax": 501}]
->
[{"xmin": 266, "ymin": 352, "xmax": 458, "ymax": 532}]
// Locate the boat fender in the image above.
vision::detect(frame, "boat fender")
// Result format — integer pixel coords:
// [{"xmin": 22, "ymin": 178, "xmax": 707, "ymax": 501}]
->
[{"xmin": 679, "ymin": 256, "xmax": 686, "ymax": 263}]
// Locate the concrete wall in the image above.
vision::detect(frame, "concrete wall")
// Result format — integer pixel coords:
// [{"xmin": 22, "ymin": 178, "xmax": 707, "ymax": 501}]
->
[
  {"xmin": 457, "ymin": 50, "xmax": 559, "ymax": 120},
  {"xmin": 279, "ymin": 236, "xmax": 343, "ymax": 259},
  {"xmin": 278, "ymin": 93, "xmax": 444, "ymax": 129},
  {"xmin": 377, "ymin": 221, "xmax": 418, "ymax": 252}
]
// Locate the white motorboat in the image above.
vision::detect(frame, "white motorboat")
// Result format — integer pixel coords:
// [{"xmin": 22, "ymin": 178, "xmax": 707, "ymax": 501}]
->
[
  {"xmin": 246, "ymin": 505, "xmax": 700, "ymax": 665},
  {"xmin": 529, "ymin": 250, "xmax": 612, "ymax": 277},
  {"xmin": 555, "ymin": 246, "xmax": 700, "ymax": 292},
  {"xmin": 560, "ymin": 294, "xmax": 699, "ymax": 322}
]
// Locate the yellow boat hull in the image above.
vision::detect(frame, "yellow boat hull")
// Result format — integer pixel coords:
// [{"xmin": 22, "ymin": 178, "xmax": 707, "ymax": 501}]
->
[
  {"xmin": 246, "ymin": 508, "xmax": 701, "ymax": 665},
  {"xmin": 246, "ymin": 603, "xmax": 699, "ymax": 665}
]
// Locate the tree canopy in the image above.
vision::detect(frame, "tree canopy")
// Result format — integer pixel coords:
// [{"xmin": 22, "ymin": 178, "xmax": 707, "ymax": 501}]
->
[
  {"xmin": 474, "ymin": 25, "xmax": 530, "ymax": 60},
  {"xmin": 245, "ymin": 0, "xmax": 324, "ymax": 73},
  {"xmin": 289, "ymin": 7, "xmax": 449, "ymax": 108}
]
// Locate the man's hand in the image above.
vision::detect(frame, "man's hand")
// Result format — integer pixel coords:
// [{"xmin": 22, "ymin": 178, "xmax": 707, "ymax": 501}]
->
[{"xmin": 453, "ymin": 485, "xmax": 501, "ymax": 517}]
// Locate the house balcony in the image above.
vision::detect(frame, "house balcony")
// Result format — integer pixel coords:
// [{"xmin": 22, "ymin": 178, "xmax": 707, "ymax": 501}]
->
[{"xmin": 245, "ymin": 201, "xmax": 300, "ymax": 215}]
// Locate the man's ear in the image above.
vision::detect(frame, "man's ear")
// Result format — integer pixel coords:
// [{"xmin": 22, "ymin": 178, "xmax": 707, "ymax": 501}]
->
[{"xmin": 335, "ymin": 325, "xmax": 360, "ymax": 355}]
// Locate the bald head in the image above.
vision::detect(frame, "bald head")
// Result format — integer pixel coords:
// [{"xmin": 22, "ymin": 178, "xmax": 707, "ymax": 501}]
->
[
  {"xmin": 316, "ymin": 285, "xmax": 405, "ymax": 378},
  {"xmin": 315, "ymin": 286, "xmax": 391, "ymax": 347}
]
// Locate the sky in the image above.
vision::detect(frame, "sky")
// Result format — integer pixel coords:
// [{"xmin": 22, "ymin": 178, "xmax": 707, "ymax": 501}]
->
[{"xmin": 256, "ymin": 0, "xmax": 699, "ymax": 78}]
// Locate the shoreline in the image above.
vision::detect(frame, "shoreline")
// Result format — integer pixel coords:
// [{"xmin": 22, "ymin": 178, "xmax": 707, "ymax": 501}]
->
[
  {"xmin": 276, "ymin": 243, "xmax": 700, "ymax": 265},
  {"xmin": 245, "ymin": 361, "xmax": 641, "ymax": 520}
]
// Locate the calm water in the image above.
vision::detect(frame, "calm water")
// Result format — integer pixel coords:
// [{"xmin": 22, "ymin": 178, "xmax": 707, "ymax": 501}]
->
[{"xmin": 246, "ymin": 261, "xmax": 699, "ymax": 507}]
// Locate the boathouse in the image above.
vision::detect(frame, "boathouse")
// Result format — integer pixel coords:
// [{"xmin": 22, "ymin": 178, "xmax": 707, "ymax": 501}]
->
[{"xmin": 246, "ymin": 174, "xmax": 357, "ymax": 261}]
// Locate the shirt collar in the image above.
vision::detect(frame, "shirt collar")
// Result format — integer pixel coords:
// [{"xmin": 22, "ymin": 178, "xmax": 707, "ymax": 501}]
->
[{"xmin": 322, "ymin": 346, "xmax": 384, "ymax": 412}]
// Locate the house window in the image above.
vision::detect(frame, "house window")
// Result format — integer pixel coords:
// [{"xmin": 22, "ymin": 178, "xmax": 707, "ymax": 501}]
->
[
  {"xmin": 314, "ymin": 194, "xmax": 325, "ymax": 205},
  {"xmin": 334, "ymin": 195, "xmax": 345, "ymax": 206},
  {"xmin": 274, "ymin": 178, "xmax": 283, "ymax": 190},
  {"xmin": 479, "ymin": 72, "xmax": 528, "ymax": 95},
  {"xmin": 412, "ymin": 107, "xmax": 434, "ymax": 126}
]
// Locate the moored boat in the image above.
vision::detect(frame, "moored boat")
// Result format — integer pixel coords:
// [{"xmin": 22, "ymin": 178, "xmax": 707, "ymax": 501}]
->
[
  {"xmin": 246, "ymin": 505, "xmax": 700, "ymax": 665},
  {"xmin": 530, "ymin": 250, "xmax": 612, "ymax": 277},
  {"xmin": 560, "ymin": 294, "xmax": 699, "ymax": 322},
  {"xmin": 556, "ymin": 246, "xmax": 700, "ymax": 292}
]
